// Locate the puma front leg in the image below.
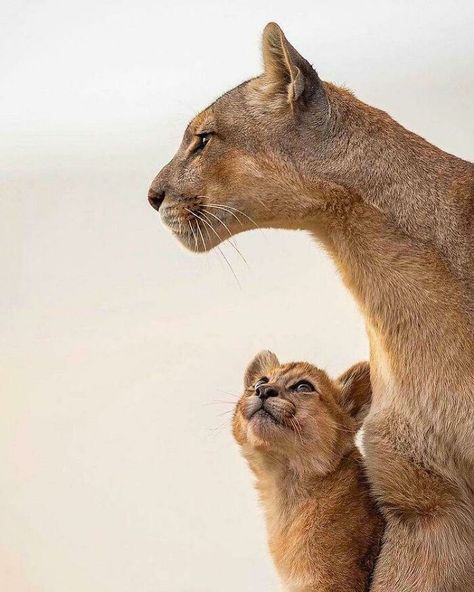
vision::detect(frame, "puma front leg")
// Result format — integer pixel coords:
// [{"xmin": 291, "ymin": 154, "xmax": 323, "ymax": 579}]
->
[{"xmin": 364, "ymin": 411, "xmax": 474, "ymax": 592}]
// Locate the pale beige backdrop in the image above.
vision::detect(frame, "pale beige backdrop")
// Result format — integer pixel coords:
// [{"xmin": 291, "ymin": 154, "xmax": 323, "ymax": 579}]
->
[{"xmin": 1, "ymin": 1, "xmax": 473, "ymax": 591}]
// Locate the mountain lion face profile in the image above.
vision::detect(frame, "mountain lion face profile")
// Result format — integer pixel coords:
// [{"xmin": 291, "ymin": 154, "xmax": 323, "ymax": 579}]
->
[
  {"xmin": 150, "ymin": 21, "xmax": 474, "ymax": 592},
  {"xmin": 149, "ymin": 24, "xmax": 359, "ymax": 251}
]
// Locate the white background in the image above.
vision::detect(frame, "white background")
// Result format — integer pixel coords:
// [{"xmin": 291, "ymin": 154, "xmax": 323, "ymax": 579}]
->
[{"xmin": 1, "ymin": 1, "xmax": 473, "ymax": 590}]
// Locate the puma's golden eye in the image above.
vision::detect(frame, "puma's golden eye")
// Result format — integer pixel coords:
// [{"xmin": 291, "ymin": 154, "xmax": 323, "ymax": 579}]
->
[
  {"xmin": 254, "ymin": 377, "xmax": 269, "ymax": 390},
  {"xmin": 194, "ymin": 132, "xmax": 212, "ymax": 154},
  {"xmin": 292, "ymin": 380, "xmax": 315, "ymax": 393}
]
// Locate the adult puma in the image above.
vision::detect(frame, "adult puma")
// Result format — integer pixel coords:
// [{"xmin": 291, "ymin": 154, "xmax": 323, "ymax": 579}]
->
[{"xmin": 149, "ymin": 23, "xmax": 474, "ymax": 591}]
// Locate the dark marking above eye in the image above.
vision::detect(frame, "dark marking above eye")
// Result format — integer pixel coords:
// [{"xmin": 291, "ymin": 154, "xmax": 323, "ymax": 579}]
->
[
  {"xmin": 193, "ymin": 132, "xmax": 213, "ymax": 154},
  {"xmin": 254, "ymin": 377, "xmax": 269, "ymax": 389},
  {"xmin": 291, "ymin": 380, "xmax": 315, "ymax": 393}
]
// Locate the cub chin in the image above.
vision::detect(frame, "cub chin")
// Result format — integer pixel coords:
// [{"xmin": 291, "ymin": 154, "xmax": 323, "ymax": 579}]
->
[{"xmin": 232, "ymin": 351, "xmax": 384, "ymax": 592}]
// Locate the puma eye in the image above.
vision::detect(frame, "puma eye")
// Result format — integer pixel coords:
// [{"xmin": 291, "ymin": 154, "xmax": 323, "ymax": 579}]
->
[
  {"xmin": 292, "ymin": 380, "xmax": 315, "ymax": 393},
  {"xmin": 194, "ymin": 132, "xmax": 212, "ymax": 153},
  {"xmin": 254, "ymin": 377, "xmax": 269, "ymax": 390}
]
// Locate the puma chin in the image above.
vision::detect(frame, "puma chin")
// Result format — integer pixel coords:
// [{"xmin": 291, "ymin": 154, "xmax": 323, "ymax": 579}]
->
[{"xmin": 157, "ymin": 193, "xmax": 251, "ymax": 253}]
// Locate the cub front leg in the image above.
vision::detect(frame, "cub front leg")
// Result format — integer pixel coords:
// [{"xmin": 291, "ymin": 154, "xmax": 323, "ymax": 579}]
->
[{"xmin": 364, "ymin": 412, "xmax": 474, "ymax": 592}]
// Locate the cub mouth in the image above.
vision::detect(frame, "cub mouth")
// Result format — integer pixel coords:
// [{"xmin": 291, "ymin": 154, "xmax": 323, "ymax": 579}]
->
[
  {"xmin": 242, "ymin": 398, "xmax": 298, "ymax": 441},
  {"xmin": 250, "ymin": 407, "xmax": 279, "ymax": 424},
  {"xmin": 247, "ymin": 404, "xmax": 292, "ymax": 432}
]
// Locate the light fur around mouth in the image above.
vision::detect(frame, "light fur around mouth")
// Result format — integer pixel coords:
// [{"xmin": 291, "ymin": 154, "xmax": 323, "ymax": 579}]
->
[
  {"xmin": 162, "ymin": 200, "xmax": 250, "ymax": 254},
  {"xmin": 243, "ymin": 396, "xmax": 298, "ymax": 444}
]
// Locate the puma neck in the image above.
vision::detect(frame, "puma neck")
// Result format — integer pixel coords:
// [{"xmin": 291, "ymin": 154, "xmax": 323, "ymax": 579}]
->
[
  {"xmin": 309, "ymin": 198, "xmax": 474, "ymax": 397},
  {"xmin": 319, "ymin": 83, "xmax": 474, "ymax": 296}
]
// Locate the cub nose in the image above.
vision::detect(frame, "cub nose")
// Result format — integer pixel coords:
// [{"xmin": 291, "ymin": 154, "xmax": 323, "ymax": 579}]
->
[
  {"xmin": 256, "ymin": 384, "xmax": 280, "ymax": 400},
  {"xmin": 148, "ymin": 187, "xmax": 165, "ymax": 211}
]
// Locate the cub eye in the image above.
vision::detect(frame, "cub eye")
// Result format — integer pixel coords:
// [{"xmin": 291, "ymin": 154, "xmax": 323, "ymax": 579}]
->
[
  {"xmin": 194, "ymin": 132, "xmax": 212, "ymax": 153},
  {"xmin": 254, "ymin": 377, "xmax": 269, "ymax": 390},
  {"xmin": 292, "ymin": 380, "xmax": 315, "ymax": 393}
]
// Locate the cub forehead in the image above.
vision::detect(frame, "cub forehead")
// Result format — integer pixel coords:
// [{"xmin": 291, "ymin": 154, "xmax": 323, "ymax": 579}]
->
[{"xmin": 273, "ymin": 362, "xmax": 329, "ymax": 385}]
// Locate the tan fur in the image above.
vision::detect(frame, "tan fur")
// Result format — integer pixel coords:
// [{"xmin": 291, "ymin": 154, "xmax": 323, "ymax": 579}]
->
[
  {"xmin": 233, "ymin": 352, "xmax": 384, "ymax": 591},
  {"xmin": 150, "ymin": 23, "xmax": 474, "ymax": 590}
]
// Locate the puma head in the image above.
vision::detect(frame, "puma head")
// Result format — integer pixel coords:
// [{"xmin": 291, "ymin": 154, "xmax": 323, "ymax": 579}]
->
[{"xmin": 149, "ymin": 22, "xmax": 358, "ymax": 252}]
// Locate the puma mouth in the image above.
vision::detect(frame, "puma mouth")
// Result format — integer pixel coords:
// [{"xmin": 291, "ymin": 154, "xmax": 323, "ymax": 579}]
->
[
  {"xmin": 159, "ymin": 205, "xmax": 180, "ymax": 229},
  {"xmin": 160, "ymin": 197, "xmax": 253, "ymax": 253},
  {"xmin": 161, "ymin": 204, "xmax": 231, "ymax": 253},
  {"xmin": 158, "ymin": 206, "xmax": 197, "ymax": 246}
]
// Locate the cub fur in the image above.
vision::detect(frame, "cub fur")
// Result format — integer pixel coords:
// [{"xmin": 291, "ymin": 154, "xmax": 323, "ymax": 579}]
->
[{"xmin": 233, "ymin": 351, "xmax": 384, "ymax": 592}]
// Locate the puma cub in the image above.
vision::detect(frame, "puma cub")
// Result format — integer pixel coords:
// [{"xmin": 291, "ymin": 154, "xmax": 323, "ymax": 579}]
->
[{"xmin": 233, "ymin": 351, "xmax": 384, "ymax": 592}]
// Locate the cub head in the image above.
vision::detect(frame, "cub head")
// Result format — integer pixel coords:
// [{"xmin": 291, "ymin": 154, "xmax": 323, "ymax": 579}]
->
[
  {"xmin": 149, "ymin": 22, "xmax": 355, "ymax": 252},
  {"xmin": 232, "ymin": 351, "xmax": 371, "ymax": 475}
]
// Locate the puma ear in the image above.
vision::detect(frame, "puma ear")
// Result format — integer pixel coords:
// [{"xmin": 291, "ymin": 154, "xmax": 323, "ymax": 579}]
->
[
  {"xmin": 261, "ymin": 22, "xmax": 321, "ymax": 107},
  {"xmin": 244, "ymin": 350, "xmax": 280, "ymax": 388},
  {"xmin": 337, "ymin": 362, "xmax": 372, "ymax": 425}
]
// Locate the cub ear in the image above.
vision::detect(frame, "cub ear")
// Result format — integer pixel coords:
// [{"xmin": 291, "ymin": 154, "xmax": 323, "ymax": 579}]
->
[
  {"xmin": 337, "ymin": 362, "xmax": 372, "ymax": 425},
  {"xmin": 261, "ymin": 22, "xmax": 322, "ymax": 107},
  {"xmin": 244, "ymin": 350, "xmax": 280, "ymax": 388}
]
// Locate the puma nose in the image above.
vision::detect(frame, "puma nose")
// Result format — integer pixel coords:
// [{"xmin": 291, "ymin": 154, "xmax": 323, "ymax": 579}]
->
[
  {"xmin": 256, "ymin": 384, "xmax": 280, "ymax": 400},
  {"xmin": 148, "ymin": 187, "xmax": 165, "ymax": 211}
]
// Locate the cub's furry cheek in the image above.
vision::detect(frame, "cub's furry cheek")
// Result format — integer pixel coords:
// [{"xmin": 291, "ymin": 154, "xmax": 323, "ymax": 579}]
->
[
  {"xmin": 242, "ymin": 395, "xmax": 263, "ymax": 419},
  {"xmin": 232, "ymin": 396, "xmax": 261, "ymax": 445},
  {"xmin": 232, "ymin": 416, "xmax": 247, "ymax": 445}
]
